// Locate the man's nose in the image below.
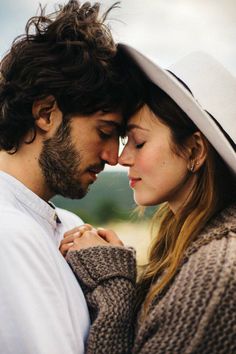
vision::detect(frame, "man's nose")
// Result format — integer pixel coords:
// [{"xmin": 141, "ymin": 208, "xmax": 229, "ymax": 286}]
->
[{"xmin": 100, "ymin": 141, "xmax": 119, "ymax": 166}]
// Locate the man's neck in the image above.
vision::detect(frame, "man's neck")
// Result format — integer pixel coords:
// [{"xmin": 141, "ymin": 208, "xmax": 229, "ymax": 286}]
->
[{"xmin": 0, "ymin": 145, "xmax": 53, "ymax": 201}]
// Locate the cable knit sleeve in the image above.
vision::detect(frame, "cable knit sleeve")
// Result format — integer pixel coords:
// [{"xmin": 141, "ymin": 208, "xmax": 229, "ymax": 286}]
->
[{"xmin": 66, "ymin": 246, "xmax": 137, "ymax": 354}]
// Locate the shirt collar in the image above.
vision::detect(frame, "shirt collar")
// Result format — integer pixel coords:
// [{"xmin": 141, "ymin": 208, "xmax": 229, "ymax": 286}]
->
[{"xmin": 0, "ymin": 171, "xmax": 61, "ymax": 227}]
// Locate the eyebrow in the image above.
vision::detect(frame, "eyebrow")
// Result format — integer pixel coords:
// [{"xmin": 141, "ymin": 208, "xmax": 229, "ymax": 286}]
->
[
  {"xmin": 98, "ymin": 119, "xmax": 122, "ymax": 134},
  {"xmin": 99, "ymin": 119, "xmax": 121, "ymax": 127},
  {"xmin": 126, "ymin": 123, "xmax": 150, "ymax": 132}
]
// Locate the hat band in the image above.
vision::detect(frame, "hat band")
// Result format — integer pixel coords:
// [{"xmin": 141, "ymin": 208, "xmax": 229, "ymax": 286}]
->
[
  {"xmin": 205, "ymin": 111, "xmax": 236, "ymax": 152},
  {"xmin": 168, "ymin": 71, "xmax": 236, "ymax": 152}
]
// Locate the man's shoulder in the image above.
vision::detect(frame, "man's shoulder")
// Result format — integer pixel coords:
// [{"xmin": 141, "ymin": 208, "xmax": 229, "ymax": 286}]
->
[
  {"xmin": 0, "ymin": 204, "xmax": 44, "ymax": 236},
  {"xmin": 0, "ymin": 204, "xmax": 32, "ymax": 221}
]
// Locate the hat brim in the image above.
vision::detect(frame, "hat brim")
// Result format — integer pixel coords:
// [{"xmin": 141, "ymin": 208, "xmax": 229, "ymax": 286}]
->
[{"xmin": 120, "ymin": 44, "xmax": 236, "ymax": 176}]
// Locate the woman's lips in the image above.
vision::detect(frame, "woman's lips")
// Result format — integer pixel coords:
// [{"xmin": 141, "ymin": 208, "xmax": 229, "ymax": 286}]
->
[{"xmin": 129, "ymin": 177, "xmax": 141, "ymax": 188}]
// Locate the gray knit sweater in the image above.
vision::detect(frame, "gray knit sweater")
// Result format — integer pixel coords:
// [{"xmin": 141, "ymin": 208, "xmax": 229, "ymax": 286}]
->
[{"xmin": 67, "ymin": 205, "xmax": 236, "ymax": 354}]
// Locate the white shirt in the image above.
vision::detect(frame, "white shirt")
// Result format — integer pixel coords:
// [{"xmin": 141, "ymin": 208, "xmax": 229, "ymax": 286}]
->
[{"xmin": 0, "ymin": 171, "xmax": 90, "ymax": 354}]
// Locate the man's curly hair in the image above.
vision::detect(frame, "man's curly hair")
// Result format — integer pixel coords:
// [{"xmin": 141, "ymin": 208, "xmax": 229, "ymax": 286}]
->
[{"xmin": 0, "ymin": 0, "xmax": 137, "ymax": 152}]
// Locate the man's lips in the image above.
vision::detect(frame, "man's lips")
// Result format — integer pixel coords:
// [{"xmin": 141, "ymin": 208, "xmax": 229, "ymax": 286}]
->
[
  {"xmin": 129, "ymin": 176, "xmax": 142, "ymax": 188},
  {"xmin": 87, "ymin": 167, "xmax": 104, "ymax": 180},
  {"xmin": 88, "ymin": 168, "xmax": 104, "ymax": 174}
]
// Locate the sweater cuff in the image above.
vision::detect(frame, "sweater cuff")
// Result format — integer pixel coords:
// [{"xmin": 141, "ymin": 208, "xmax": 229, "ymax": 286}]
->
[{"xmin": 66, "ymin": 246, "xmax": 136, "ymax": 290}]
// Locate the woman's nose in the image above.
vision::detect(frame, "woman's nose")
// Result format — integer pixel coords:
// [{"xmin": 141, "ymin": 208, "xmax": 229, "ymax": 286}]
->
[{"xmin": 118, "ymin": 146, "xmax": 133, "ymax": 167}]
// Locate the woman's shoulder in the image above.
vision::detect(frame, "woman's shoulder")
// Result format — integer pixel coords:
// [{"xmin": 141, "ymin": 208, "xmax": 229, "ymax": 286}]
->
[
  {"xmin": 182, "ymin": 229, "xmax": 236, "ymax": 288},
  {"xmin": 175, "ymin": 204, "xmax": 236, "ymax": 306},
  {"xmin": 183, "ymin": 203, "xmax": 236, "ymax": 265}
]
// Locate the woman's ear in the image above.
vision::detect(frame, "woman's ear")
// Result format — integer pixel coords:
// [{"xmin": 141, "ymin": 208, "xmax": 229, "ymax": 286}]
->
[
  {"xmin": 32, "ymin": 96, "xmax": 57, "ymax": 132},
  {"xmin": 186, "ymin": 131, "xmax": 207, "ymax": 172}
]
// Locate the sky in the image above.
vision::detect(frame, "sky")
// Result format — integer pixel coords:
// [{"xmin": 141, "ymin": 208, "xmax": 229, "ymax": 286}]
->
[{"xmin": 0, "ymin": 0, "xmax": 235, "ymax": 171}]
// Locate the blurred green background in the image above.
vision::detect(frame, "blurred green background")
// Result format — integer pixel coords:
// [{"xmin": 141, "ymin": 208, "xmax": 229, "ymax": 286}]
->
[
  {"xmin": 52, "ymin": 171, "xmax": 156, "ymax": 264},
  {"xmin": 52, "ymin": 171, "xmax": 155, "ymax": 225}
]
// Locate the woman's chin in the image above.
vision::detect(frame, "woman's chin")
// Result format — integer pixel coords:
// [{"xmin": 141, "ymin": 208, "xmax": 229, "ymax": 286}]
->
[{"xmin": 134, "ymin": 196, "xmax": 158, "ymax": 207}]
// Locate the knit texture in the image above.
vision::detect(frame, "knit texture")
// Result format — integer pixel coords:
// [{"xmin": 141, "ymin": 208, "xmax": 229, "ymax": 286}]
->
[
  {"xmin": 67, "ymin": 204, "xmax": 236, "ymax": 354},
  {"xmin": 67, "ymin": 246, "xmax": 136, "ymax": 353}
]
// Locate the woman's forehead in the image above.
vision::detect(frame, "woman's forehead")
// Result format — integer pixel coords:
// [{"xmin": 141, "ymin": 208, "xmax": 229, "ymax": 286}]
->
[{"xmin": 127, "ymin": 105, "xmax": 162, "ymax": 131}]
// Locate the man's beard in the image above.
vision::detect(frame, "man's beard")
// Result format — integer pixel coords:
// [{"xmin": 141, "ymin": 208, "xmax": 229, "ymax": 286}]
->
[{"xmin": 38, "ymin": 120, "xmax": 88, "ymax": 199}]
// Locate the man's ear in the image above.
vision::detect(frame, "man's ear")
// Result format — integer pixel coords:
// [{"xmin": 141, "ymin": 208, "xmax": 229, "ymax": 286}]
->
[
  {"xmin": 32, "ymin": 96, "xmax": 58, "ymax": 132},
  {"xmin": 186, "ymin": 131, "xmax": 207, "ymax": 172}
]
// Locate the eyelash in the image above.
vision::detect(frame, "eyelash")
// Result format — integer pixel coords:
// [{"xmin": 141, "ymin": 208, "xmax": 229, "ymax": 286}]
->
[
  {"xmin": 121, "ymin": 136, "xmax": 145, "ymax": 149},
  {"xmin": 99, "ymin": 131, "xmax": 112, "ymax": 140},
  {"xmin": 136, "ymin": 142, "xmax": 145, "ymax": 149}
]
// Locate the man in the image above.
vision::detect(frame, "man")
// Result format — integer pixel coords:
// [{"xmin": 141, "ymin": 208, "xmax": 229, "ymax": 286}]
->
[{"xmin": 0, "ymin": 1, "xmax": 133, "ymax": 353}]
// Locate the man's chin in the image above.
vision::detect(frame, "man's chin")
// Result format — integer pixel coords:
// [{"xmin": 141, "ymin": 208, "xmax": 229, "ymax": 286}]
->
[
  {"xmin": 63, "ymin": 188, "xmax": 89, "ymax": 200},
  {"xmin": 52, "ymin": 184, "xmax": 90, "ymax": 200}
]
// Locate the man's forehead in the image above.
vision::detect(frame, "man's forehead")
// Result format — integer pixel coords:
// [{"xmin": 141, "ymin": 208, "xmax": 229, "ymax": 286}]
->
[
  {"xmin": 71, "ymin": 111, "xmax": 124, "ymax": 133},
  {"xmin": 96, "ymin": 111, "xmax": 122, "ymax": 123},
  {"xmin": 96, "ymin": 111, "xmax": 123, "ymax": 128}
]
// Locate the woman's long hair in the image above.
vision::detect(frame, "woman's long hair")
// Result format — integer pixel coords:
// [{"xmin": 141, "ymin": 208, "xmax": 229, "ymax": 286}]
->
[{"xmin": 134, "ymin": 81, "xmax": 236, "ymax": 317}]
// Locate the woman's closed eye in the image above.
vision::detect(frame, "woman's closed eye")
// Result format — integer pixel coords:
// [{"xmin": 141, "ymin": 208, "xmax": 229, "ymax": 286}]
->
[
  {"xmin": 135, "ymin": 142, "xmax": 145, "ymax": 149},
  {"xmin": 121, "ymin": 133, "xmax": 146, "ymax": 149}
]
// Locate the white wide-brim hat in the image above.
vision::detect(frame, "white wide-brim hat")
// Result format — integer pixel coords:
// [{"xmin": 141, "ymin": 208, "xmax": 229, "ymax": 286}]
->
[{"xmin": 119, "ymin": 44, "xmax": 236, "ymax": 175}]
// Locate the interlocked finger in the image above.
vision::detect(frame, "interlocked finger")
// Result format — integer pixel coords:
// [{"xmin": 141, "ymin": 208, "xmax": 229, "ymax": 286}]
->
[{"xmin": 64, "ymin": 223, "xmax": 93, "ymax": 238}]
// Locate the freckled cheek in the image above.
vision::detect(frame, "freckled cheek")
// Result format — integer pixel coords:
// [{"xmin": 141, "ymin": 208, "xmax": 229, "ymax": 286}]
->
[
  {"xmin": 143, "ymin": 157, "xmax": 175, "ymax": 193},
  {"xmin": 144, "ymin": 157, "xmax": 168, "ymax": 175},
  {"xmin": 159, "ymin": 159, "xmax": 168, "ymax": 169},
  {"xmin": 134, "ymin": 157, "xmax": 153, "ymax": 175}
]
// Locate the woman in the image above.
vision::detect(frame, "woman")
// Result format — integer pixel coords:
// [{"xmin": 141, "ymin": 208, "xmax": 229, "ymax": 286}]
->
[{"xmin": 60, "ymin": 45, "xmax": 236, "ymax": 353}]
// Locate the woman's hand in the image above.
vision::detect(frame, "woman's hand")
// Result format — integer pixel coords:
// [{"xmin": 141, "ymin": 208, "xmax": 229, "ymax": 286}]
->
[
  {"xmin": 59, "ymin": 224, "xmax": 123, "ymax": 257},
  {"xmin": 59, "ymin": 223, "xmax": 93, "ymax": 257}
]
